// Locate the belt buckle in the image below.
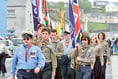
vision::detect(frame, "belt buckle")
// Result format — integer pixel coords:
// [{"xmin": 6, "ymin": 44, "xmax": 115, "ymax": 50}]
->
[
  {"xmin": 82, "ymin": 65, "xmax": 85, "ymax": 67},
  {"xmin": 26, "ymin": 70, "xmax": 31, "ymax": 72}
]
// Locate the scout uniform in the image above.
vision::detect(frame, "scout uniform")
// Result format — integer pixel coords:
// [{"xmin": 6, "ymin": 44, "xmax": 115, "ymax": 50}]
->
[
  {"xmin": 50, "ymin": 40, "xmax": 62, "ymax": 79},
  {"xmin": 99, "ymin": 40, "xmax": 110, "ymax": 79},
  {"xmin": 56, "ymin": 39, "xmax": 74, "ymax": 79},
  {"xmin": 11, "ymin": 32, "xmax": 45, "ymax": 79},
  {"xmin": 70, "ymin": 45, "xmax": 95, "ymax": 79},
  {"xmin": 37, "ymin": 40, "xmax": 57, "ymax": 79},
  {"xmin": 90, "ymin": 44, "xmax": 104, "ymax": 79}
]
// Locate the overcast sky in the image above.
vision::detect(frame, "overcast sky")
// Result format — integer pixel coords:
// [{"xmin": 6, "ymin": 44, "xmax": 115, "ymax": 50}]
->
[{"xmin": 46, "ymin": 0, "xmax": 118, "ymax": 2}]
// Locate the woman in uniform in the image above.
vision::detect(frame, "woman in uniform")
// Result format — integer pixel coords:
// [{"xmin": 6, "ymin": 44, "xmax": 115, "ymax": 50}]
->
[
  {"xmin": 98, "ymin": 32, "xmax": 111, "ymax": 79},
  {"xmin": 70, "ymin": 35, "xmax": 95, "ymax": 79},
  {"xmin": 90, "ymin": 36, "xmax": 104, "ymax": 79}
]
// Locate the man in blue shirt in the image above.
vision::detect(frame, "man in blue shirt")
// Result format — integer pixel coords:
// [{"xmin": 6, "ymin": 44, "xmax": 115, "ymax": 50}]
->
[{"xmin": 11, "ymin": 31, "xmax": 45, "ymax": 79}]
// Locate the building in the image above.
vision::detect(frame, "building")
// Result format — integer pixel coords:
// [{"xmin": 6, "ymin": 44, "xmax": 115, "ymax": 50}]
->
[
  {"xmin": 86, "ymin": 13, "xmax": 118, "ymax": 24},
  {"xmin": 89, "ymin": 0, "xmax": 108, "ymax": 8},
  {"xmin": 106, "ymin": 2, "xmax": 118, "ymax": 12},
  {"xmin": 7, "ymin": 0, "xmax": 34, "ymax": 37},
  {"xmin": 0, "ymin": 0, "xmax": 7, "ymax": 38}
]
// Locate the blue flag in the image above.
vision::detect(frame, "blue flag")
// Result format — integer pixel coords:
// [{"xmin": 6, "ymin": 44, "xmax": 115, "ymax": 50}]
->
[
  {"xmin": 32, "ymin": 0, "xmax": 39, "ymax": 31},
  {"xmin": 69, "ymin": 0, "xmax": 75, "ymax": 48}
]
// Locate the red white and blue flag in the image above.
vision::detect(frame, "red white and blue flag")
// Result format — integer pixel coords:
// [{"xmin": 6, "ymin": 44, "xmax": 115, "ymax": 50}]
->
[
  {"xmin": 73, "ymin": 0, "xmax": 82, "ymax": 44},
  {"xmin": 69, "ymin": 0, "xmax": 75, "ymax": 48}
]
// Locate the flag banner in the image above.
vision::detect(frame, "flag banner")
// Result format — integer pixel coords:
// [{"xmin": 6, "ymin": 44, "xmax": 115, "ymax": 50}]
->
[
  {"xmin": 55, "ymin": 24, "xmax": 61, "ymax": 37},
  {"xmin": 32, "ymin": 0, "xmax": 39, "ymax": 31},
  {"xmin": 38, "ymin": 0, "xmax": 43, "ymax": 23},
  {"xmin": 73, "ymin": 0, "xmax": 82, "ymax": 44},
  {"xmin": 69, "ymin": 0, "xmax": 75, "ymax": 48},
  {"xmin": 61, "ymin": 8, "xmax": 64, "ymax": 28},
  {"xmin": 43, "ymin": 0, "xmax": 48, "ymax": 27},
  {"xmin": 60, "ymin": 8, "xmax": 65, "ymax": 39}
]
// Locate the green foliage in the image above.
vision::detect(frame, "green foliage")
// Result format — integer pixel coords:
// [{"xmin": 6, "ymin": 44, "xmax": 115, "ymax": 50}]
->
[
  {"xmin": 99, "ymin": 5, "xmax": 106, "ymax": 13},
  {"xmin": 80, "ymin": 0, "xmax": 92, "ymax": 12},
  {"xmin": 88, "ymin": 22, "xmax": 108, "ymax": 31},
  {"xmin": 47, "ymin": 2, "xmax": 64, "ymax": 9}
]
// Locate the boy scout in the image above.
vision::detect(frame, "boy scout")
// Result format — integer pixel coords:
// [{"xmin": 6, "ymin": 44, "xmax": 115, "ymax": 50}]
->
[
  {"xmin": 37, "ymin": 28, "xmax": 57, "ymax": 79},
  {"xmin": 50, "ymin": 29, "xmax": 62, "ymax": 79},
  {"xmin": 56, "ymin": 31, "xmax": 74, "ymax": 79},
  {"xmin": 33, "ymin": 24, "xmax": 45, "ymax": 45},
  {"xmin": 11, "ymin": 31, "xmax": 45, "ymax": 79}
]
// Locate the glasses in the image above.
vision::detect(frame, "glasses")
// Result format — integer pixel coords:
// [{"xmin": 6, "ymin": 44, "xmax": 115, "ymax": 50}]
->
[{"xmin": 23, "ymin": 38, "xmax": 30, "ymax": 40}]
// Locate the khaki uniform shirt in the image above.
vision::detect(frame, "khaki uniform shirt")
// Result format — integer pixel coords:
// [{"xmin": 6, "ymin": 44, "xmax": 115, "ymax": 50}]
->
[
  {"xmin": 56, "ymin": 42, "xmax": 64, "ymax": 57},
  {"xmin": 91, "ymin": 44, "xmax": 104, "ymax": 66},
  {"xmin": 99, "ymin": 40, "xmax": 110, "ymax": 62},
  {"xmin": 69, "ymin": 45, "xmax": 95, "ymax": 67},
  {"xmin": 50, "ymin": 42, "xmax": 58, "ymax": 53},
  {"xmin": 37, "ymin": 40, "xmax": 57, "ymax": 72}
]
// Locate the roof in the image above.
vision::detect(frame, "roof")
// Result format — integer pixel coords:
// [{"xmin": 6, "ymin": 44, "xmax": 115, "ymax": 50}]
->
[
  {"xmin": 7, "ymin": 0, "xmax": 27, "ymax": 6},
  {"xmin": 111, "ymin": 2, "xmax": 118, "ymax": 6}
]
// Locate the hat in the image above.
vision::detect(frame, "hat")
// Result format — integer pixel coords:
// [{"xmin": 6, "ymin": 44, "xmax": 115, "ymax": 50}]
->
[
  {"xmin": 64, "ymin": 31, "xmax": 70, "ymax": 35},
  {"xmin": 22, "ymin": 31, "xmax": 33, "ymax": 38}
]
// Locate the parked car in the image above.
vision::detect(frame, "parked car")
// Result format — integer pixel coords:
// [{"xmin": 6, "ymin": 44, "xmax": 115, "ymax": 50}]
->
[
  {"xmin": 11, "ymin": 38, "xmax": 23, "ymax": 47},
  {"xmin": 0, "ymin": 40, "xmax": 15, "ymax": 56}
]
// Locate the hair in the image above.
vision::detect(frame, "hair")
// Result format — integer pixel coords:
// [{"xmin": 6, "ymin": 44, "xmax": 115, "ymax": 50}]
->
[
  {"xmin": 38, "ymin": 24, "xmax": 45, "ymax": 29},
  {"xmin": 81, "ymin": 35, "xmax": 90, "ymax": 44},
  {"xmin": 90, "ymin": 36, "xmax": 98, "ymax": 44},
  {"xmin": 51, "ymin": 29, "xmax": 57, "ymax": 34},
  {"xmin": 98, "ymin": 32, "xmax": 106, "ymax": 40},
  {"xmin": 82, "ymin": 31, "xmax": 89, "ymax": 36},
  {"xmin": 41, "ymin": 28, "xmax": 50, "ymax": 34}
]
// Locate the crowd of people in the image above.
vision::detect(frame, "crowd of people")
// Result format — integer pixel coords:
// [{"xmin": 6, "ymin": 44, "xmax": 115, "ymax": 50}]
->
[{"xmin": 0, "ymin": 24, "xmax": 111, "ymax": 79}]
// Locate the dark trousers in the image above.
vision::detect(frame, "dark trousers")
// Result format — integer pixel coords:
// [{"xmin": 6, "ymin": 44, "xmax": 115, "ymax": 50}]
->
[
  {"xmin": 101, "ymin": 56, "xmax": 107, "ymax": 79},
  {"xmin": 60, "ymin": 65, "xmax": 74, "ymax": 79},
  {"xmin": 0, "ymin": 54, "xmax": 6, "ymax": 75},
  {"xmin": 55, "ymin": 59, "xmax": 62, "ymax": 79},
  {"xmin": 39, "ymin": 62, "xmax": 52, "ymax": 79},
  {"xmin": 76, "ymin": 65, "xmax": 92, "ymax": 79},
  {"xmin": 91, "ymin": 56, "xmax": 102, "ymax": 79},
  {"xmin": 17, "ymin": 69, "xmax": 38, "ymax": 79}
]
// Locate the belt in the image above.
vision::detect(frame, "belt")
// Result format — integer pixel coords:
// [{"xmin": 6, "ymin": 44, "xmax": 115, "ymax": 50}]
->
[
  {"xmin": 80, "ymin": 64, "xmax": 91, "ymax": 67},
  {"xmin": 19, "ymin": 69, "xmax": 34, "ymax": 72}
]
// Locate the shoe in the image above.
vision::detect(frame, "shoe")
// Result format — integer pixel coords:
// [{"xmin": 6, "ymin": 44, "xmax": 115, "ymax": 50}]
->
[{"xmin": 2, "ymin": 73, "xmax": 4, "ymax": 76}]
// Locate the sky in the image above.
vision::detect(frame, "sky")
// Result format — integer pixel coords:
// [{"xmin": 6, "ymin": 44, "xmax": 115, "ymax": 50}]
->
[{"xmin": 47, "ymin": 0, "xmax": 118, "ymax": 2}]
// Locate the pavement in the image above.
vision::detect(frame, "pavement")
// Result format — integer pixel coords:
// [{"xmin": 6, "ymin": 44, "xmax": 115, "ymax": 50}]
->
[
  {"xmin": 111, "ymin": 55, "xmax": 118, "ymax": 79},
  {"xmin": 1, "ymin": 54, "xmax": 118, "ymax": 79}
]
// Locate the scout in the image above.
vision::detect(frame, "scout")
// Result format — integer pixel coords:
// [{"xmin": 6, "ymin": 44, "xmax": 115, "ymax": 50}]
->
[{"xmin": 37, "ymin": 28, "xmax": 57, "ymax": 79}]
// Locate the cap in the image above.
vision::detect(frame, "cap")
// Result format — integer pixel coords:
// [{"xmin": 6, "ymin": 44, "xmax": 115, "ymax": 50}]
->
[
  {"xmin": 64, "ymin": 31, "xmax": 70, "ymax": 35},
  {"xmin": 22, "ymin": 31, "xmax": 33, "ymax": 38}
]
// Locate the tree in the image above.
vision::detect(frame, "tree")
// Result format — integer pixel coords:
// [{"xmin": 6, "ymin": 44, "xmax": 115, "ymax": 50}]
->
[{"xmin": 80, "ymin": 0, "xmax": 92, "ymax": 13}]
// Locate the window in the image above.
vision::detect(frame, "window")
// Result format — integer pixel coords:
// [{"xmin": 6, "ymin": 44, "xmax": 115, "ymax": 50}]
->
[{"xmin": 8, "ymin": 10, "xmax": 16, "ymax": 17}]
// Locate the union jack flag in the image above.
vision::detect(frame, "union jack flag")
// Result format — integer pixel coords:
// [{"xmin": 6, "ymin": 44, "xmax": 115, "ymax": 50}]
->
[{"xmin": 73, "ymin": 0, "xmax": 82, "ymax": 44}]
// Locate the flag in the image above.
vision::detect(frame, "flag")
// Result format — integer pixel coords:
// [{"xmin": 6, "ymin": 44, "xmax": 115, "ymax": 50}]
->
[
  {"xmin": 37, "ymin": 0, "xmax": 43, "ymax": 23},
  {"xmin": 60, "ymin": 8, "xmax": 64, "ymax": 39},
  {"xmin": 69, "ymin": 0, "xmax": 75, "ymax": 48},
  {"xmin": 73, "ymin": 0, "xmax": 82, "ymax": 44},
  {"xmin": 55, "ymin": 24, "xmax": 61, "ymax": 37},
  {"xmin": 43, "ymin": 0, "xmax": 48, "ymax": 27},
  {"xmin": 32, "ymin": 0, "xmax": 39, "ymax": 31}
]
